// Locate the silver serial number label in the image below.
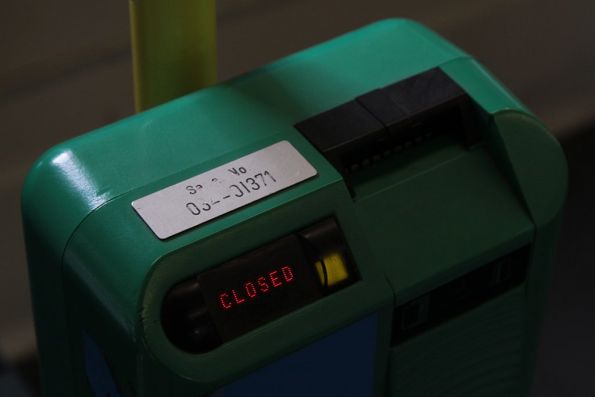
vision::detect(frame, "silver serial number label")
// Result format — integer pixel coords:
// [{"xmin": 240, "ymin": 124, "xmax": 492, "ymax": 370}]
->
[{"xmin": 132, "ymin": 141, "xmax": 318, "ymax": 239}]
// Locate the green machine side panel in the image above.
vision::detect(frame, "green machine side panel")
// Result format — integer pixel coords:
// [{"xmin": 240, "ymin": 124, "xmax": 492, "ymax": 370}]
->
[{"xmin": 391, "ymin": 288, "xmax": 526, "ymax": 396}]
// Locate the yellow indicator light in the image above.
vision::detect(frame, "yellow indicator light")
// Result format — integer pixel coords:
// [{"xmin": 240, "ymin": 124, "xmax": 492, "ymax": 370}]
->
[{"xmin": 315, "ymin": 252, "xmax": 349, "ymax": 288}]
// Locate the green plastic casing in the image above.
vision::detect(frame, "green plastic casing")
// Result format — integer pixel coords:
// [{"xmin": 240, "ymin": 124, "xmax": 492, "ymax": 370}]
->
[{"xmin": 22, "ymin": 19, "xmax": 566, "ymax": 397}]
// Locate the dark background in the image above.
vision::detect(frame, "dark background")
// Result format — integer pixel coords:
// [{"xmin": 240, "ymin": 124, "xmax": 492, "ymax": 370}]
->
[{"xmin": 1, "ymin": 0, "xmax": 594, "ymax": 395}]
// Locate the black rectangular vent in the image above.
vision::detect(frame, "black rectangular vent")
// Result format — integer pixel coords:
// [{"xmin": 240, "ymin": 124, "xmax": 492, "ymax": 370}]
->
[
  {"xmin": 295, "ymin": 68, "xmax": 483, "ymax": 180},
  {"xmin": 392, "ymin": 246, "xmax": 530, "ymax": 345}
]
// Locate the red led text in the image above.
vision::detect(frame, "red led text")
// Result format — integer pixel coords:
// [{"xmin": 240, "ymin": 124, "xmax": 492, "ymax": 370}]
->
[{"xmin": 218, "ymin": 265, "xmax": 295, "ymax": 310}]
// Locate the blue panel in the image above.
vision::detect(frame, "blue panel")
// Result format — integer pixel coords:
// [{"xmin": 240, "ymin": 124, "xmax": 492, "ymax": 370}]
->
[
  {"xmin": 0, "ymin": 372, "xmax": 32, "ymax": 397},
  {"xmin": 212, "ymin": 314, "xmax": 378, "ymax": 397},
  {"xmin": 83, "ymin": 333, "xmax": 121, "ymax": 397}
]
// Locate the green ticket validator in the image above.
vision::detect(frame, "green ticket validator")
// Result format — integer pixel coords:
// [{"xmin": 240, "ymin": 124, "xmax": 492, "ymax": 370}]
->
[{"xmin": 22, "ymin": 19, "xmax": 566, "ymax": 397}]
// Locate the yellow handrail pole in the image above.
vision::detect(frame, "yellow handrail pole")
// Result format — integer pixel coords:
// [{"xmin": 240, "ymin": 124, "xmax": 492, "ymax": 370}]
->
[{"xmin": 129, "ymin": 0, "xmax": 217, "ymax": 112}]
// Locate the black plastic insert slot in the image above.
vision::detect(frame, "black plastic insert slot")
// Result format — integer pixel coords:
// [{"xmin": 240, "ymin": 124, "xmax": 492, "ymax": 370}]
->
[
  {"xmin": 392, "ymin": 246, "xmax": 530, "ymax": 346},
  {"xmin": 295, "ymin": 68, "xmax": 483, "ymax": 179}
]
